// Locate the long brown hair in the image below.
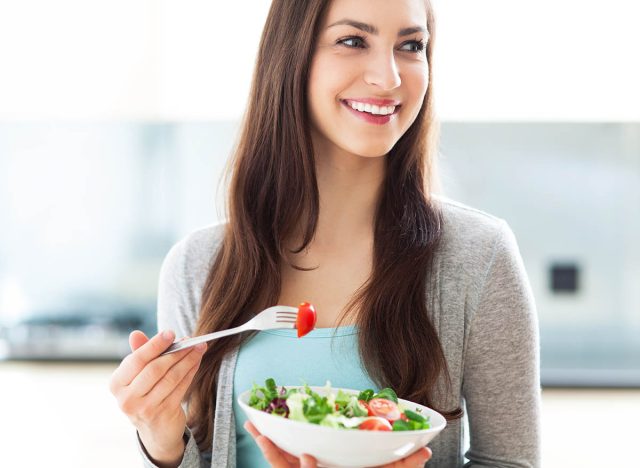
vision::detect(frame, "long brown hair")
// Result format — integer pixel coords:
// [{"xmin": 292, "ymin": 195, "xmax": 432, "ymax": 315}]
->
[{"xmin": 186, "ymin": 0, "xmax": 462, "ymax": 451}]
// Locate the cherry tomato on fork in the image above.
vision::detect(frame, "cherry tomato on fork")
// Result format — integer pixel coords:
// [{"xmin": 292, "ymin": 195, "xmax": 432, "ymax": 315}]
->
[{"xmin": 296, "ymin": 302, "xmax": 317, "ymax": 338}]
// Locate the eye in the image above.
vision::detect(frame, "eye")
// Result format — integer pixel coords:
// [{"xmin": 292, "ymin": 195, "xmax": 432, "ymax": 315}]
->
[
  {"xmin": 399, "ymin": 39, "xmax": 427, "ymax": 53},
  {"xmin": 337, "ymin": 35, "xmax": 367, "ymax": 49},
  {"xmin": 337, "ymin": 35, "xmax": 427, "ymax": 54}
]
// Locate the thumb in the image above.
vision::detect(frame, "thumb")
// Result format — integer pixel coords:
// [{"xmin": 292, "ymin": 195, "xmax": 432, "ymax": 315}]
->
[
  {"xmin": 300, "ymin": 454, "xmax": 317, "ymax": 468},
  {"xmin": 129, "ymin": 330, "xmax": 149, "ymax": 351}
]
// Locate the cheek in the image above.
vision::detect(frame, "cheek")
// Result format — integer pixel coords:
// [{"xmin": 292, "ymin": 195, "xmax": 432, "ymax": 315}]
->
[
  {"xmin": 307, "ymin": 56, "xmax": 353, "ymax": 129},
  {"xmin": 407, "ymin": 62, "xmax": 430, "ymax": 99},
  {"xmin": 309, "ymin": 55, "xmax": 351, "ymax": 105},
  {"xmin": 401, "ymin": 64, "xmax": 430, "ymax": 120}
]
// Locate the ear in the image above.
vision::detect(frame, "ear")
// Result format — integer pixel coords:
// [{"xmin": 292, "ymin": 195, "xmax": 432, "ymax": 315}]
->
[{"xmin": 128, "ymin": 330, "xmax": 150, "ymax": 351}]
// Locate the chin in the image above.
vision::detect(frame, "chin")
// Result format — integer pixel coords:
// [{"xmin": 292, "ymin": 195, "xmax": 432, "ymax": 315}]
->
[{"xmin": 344, "ymin": 140, "xmax": 397, "ymax": 159}]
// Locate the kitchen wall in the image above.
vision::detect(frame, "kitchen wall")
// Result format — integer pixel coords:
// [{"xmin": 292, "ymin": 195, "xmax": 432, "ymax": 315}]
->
[
  {"xmin": 439, "ymin": 122, "xmax": 640, "ymax": 385},
  {"xmin": 1, "ymin": 121, "xmax": 638, "ymax": 384}
]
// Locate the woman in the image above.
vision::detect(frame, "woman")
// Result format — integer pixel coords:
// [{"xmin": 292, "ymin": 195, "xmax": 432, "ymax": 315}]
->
[{"xmin": 109, "ymin": 0, "xmax": 541, "ymax": 467}]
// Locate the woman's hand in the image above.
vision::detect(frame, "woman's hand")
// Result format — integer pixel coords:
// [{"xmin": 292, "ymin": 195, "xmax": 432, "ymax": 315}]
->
[
  {"xmin": 109, "ymin": 329, "xmax": 207, "ymax": 465},
  {"xmin": 244, "ymin": 421, "xmax": 432, "ymax": 468}
]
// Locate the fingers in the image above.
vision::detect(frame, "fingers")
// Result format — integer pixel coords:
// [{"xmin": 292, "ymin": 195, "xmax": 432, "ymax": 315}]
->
[
  {"xmin": 390, "ymin": 447, "xmax": 432, "ymax": 467},
  {"xmin": 158, "ymin": 356, "xmax": 202, "ymax": 410},
  {"xmin": 129, "ymin": 329, "xmax": 185, "ymax": 355},
  {"xmin": 112, "ymin": 330, "xmax": 176, "ymax": 387},
  {"xmin": 128, "ymin": 339, "xmax": 204, "ymax": 396},
  {"xmin": 251, "ymin": 433, "xmax": 291, "ymax": 467},
  {"xmin": 244, "ymin": 420, "xmax": 260, "ymax": 438},
  {"xmin": 109, "ymin": 330, "xmax": 205, "ymax": 431},
  {"xmin": 243, "ymin": 421, "xmax": 315, "ymax": 466},
  {"xmin": 299, "ymin": 454, "xmax": 318, "ymax": 467},
  {"xmin": 143, "ymin": 344, "xmax": 206, "ymax": 404},
  {"xmin": 129, "ymin": 330, "xmax": 149, "ymax": 351}
]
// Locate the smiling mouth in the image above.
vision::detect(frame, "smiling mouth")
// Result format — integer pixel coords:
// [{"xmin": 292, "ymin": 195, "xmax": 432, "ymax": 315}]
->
[
  {"xmin": 339, "ymin": 99, "xmax": 402, "ymax": 126},
  {"xmin": 339, "ymin": 99, "xmax": 402, "ymax": 116}
]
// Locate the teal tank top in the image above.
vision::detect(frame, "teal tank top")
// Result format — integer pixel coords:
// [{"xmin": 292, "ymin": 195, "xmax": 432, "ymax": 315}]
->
[{"xmin": 232, "ymin": 325, "xmax": 378, "ymax": 468}]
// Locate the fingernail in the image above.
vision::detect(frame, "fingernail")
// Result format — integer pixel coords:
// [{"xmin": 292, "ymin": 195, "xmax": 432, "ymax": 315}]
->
[
  {"xmin": 195, "ymin": 342, "xmax": 207, "ymax": 352},
  {"xmin": 300, "ymin": 456, "xmax": 313, "ymax": 468},
  {"xmin": 162, "ymin": 330, "xmax": 174, "ymax": 340}
]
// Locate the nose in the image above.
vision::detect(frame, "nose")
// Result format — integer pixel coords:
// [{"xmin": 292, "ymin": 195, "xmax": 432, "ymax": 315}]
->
[{"xmin": 363, "ymin": 49, "xmax": 402, "ymax": 91}]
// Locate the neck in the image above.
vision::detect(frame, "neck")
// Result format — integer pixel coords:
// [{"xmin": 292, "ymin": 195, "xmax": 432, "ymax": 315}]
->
[{"xmin": 312, "ymin": 141, "xmax": 385, "ymax": 248}]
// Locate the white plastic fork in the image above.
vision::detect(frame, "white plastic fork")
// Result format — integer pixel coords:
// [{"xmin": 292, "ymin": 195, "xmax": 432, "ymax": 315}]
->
[{"xmin": 160, "ymin": 305, "xmax": 299, "ymax": 355}]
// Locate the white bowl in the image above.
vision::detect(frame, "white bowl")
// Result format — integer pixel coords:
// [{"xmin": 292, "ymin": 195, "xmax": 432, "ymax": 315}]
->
[{"xmin": 237, "ymin": 385, "xmax": 446, "ymax": 468}]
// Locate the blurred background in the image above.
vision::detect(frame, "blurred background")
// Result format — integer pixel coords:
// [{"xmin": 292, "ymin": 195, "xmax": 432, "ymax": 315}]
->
[{"xmin": 0, "ymin": 0, "xmax": 638, "ymax": 467}]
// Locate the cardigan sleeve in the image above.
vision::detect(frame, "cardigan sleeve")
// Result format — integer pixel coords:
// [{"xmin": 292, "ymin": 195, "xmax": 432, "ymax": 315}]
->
[
  {"xmin": 135, "ymin": 236, "xmax": 210, "ymax": 468},
  {"xmin": 462, "ymin": 220, "xmax": 542, "ymax": 467},
  {"xmin": 137, "ymin": 427, "xmax": 207, "ymax": 468}
]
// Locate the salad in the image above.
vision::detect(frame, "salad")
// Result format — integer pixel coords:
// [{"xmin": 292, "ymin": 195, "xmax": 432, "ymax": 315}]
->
[{"xmin": 248, "ymin": 378, "xmax": 431, "ymax": 432}]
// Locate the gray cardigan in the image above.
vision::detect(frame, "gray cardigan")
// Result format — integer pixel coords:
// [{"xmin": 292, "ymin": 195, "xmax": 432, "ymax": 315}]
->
[{"xmin": 136, "ymin": 196, "xmax": 541, "ymax": 467}]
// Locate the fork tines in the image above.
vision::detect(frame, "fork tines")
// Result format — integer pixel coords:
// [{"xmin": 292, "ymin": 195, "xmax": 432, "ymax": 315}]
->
[{"xmin": 276, "ymin": 311, "xmax": 298, "ymax": 323}]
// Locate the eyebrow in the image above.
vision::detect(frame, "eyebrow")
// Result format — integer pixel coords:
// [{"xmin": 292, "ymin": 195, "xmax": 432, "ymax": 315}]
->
[{"xmin": 327, "ymin": 19, "xmax": 428, "ymax": 37}]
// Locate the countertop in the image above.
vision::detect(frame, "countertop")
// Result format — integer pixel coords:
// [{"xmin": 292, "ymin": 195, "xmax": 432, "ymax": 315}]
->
[{"xmin": 1, "ymin": 361, "xmax": 639, "ymax": 468}]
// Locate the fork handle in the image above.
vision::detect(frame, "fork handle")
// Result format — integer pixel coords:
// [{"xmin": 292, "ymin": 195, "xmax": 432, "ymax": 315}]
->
[{"xmin": 161, "ymin": 324, "xmax": 249, "ymax": 355}]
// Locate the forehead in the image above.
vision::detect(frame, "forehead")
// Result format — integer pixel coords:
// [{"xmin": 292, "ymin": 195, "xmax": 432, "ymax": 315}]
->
[{"xmin": 322, "ymin": 0, "xmax": 428, "ymax": 29}]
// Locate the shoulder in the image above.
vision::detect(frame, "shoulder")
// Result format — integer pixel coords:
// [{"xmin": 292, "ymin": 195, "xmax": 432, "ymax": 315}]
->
[
  {"xmin": 162, "ymin": 222, "xmax": 226, "ymax": 276},
  {"xmin": 431, "ymin": 194, "xmax": 532, "ymax": 320},
  {"xmin": 431, "ymin": 194, "xmax": 526, "ymax": 305},
  {"xmin": 156, "ymin": 223, "xmax": 227, "ymax": 336},
  {"xmin": 433, "ymin": 193, "xmax": 512, "ymax": 261},
  {"xmin": 158, "ymin": 222, "xmax": 226, "ymax": 302}
]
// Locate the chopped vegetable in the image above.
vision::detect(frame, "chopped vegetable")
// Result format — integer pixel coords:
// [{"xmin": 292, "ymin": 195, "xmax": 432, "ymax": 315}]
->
[
  {"xmin": 359, "ymin": 416, "xmax": 392, "ymax": 431},
  {"xmin": 247, "ymin": 378, "xmax": 431, "ymax": 431},
  {"xmin": 367, "ymin": 398, "xmax": 402, "ymax": 422}
]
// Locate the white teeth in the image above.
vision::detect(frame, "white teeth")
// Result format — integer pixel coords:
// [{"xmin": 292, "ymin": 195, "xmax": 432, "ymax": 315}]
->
[{"xmin": 346, "ymin": 100, "xmax": 396, "ymax": 116}]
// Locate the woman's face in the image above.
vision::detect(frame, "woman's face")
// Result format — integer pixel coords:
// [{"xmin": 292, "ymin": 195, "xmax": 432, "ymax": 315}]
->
[{"xmin": 308, "ymin": 0, "xmax": 429, "ymax": 159}]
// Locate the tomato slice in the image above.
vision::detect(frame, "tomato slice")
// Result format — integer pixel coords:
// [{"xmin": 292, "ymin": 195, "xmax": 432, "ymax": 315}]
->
[
  {"xmin": 296, "ymin": 302, "xmax": 317, "ymax": 338},
  {"xmin": 358, "ymin": 416, "xmax": 392, "ymax": 431},
  {"xmin": 367, "ymin": 398, "xmax": 402, "ymax": 422},
  {"xmin": 358, "ymin": 399, "xmax": 373, "ymax": 416}
]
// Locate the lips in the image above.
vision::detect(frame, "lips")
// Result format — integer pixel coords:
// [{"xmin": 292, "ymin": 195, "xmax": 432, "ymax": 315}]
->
[
  {"xmin": 340, "ymin": 99, "xmax": 399, "ymax": 125},
  {"xmin": 341, "ymin": 97, "xmax": 402, "ymax": 107},
  {"xmin": 340, "ymin": 99, "xmax": 401, "ymax": 116}
]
